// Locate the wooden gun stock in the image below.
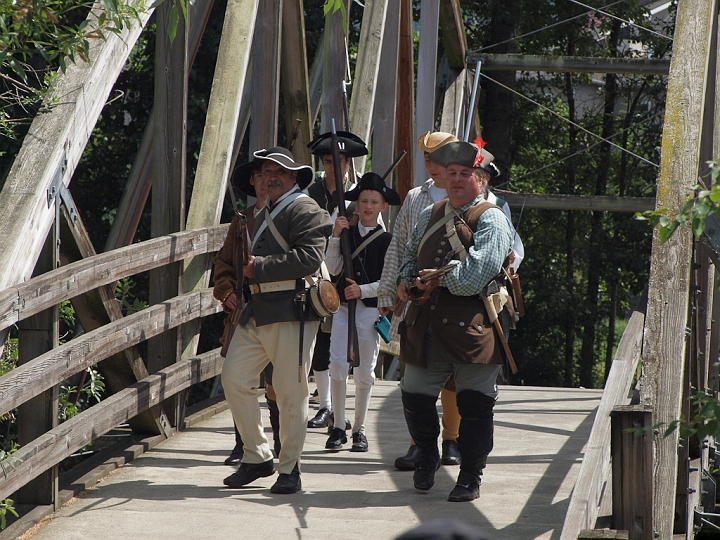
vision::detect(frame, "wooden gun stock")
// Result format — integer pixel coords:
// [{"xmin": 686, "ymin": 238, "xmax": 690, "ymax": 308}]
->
[{"xmin": 220, "ymin": 213, "xmax": 248, "ymax": 358}]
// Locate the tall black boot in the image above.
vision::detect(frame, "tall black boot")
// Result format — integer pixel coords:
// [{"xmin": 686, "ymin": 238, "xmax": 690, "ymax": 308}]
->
[
  {"xmin": 266, "ymin": 395, "xmax": 281, "ymax": 458},
  {"xmin": 449, "ymin": 389, "xmax": 495, "ymax": 502},
  {"xmin": 401, "ymin": 391, "xmax": 440, "ymax": 491},
  {"xmin": 225, "ymin": 423, "xmax": 244, "ymax": 465}
]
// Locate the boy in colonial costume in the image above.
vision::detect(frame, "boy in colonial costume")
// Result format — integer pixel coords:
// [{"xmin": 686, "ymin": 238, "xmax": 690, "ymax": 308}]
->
[{"xmin": 324, "ymin": 173, "xmax": 400, "ymax": 451}]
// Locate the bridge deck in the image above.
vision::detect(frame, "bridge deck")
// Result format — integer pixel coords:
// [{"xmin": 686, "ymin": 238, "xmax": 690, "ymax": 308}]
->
[{"xmin": 24, "ymin": 381, "xmax": 602, "ymax": 540}]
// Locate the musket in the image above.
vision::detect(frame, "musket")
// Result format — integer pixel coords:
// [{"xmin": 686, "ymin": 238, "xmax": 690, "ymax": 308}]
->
[
  {"xmin": 340, "ymin": 80, "xmax": 357, "ymax": 184},
  {"xmin": 220, "ymin": 211, "xmax": 249, "ymax": 358},
  {"xmin": 330, "ymin": 119, "xmax": 360, "ymax": 368},
  {"xmin": 288, "ymin": 119, "xmax": 302, "ymax": 151}
]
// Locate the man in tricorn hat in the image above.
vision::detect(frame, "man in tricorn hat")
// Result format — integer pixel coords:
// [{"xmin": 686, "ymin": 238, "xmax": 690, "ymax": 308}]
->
[
  {"xmin": 221, "ymin": 147, "xmax": 332, "ymax": 494},
  {"xmin": 304, "ymin": 130, "xmax": 369, "ymax": 431},
  {"xmin": 395, "ymin": 140, "xmax": 515, "ymax": 502}
]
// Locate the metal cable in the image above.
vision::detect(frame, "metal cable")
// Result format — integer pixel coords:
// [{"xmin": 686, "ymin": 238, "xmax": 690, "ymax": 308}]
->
[{"xmin": 567, "ymin": 0, "xmax": 673, "ymax": 41}]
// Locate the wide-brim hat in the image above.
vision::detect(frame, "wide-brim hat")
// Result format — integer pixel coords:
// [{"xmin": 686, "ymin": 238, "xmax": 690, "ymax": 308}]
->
[
  {"xmin": 252, "ymin": 147, "xmax": 314, "ymax": 190},
  {"xmin": 418, "ymin": 131, "xmax": 458, "ymax": 153},
  {"xmin": 427, "ymin": 141, "xmax": 496, "ymax": 173},
  {"xmin": 230, "ymin": 158, "xmax": 261, "ymax": 197},
  {"xmin": 344, "ymin": 172, "xmax": 401, "ymax": 206},
  {"xmin": 307, "ymin": 130, "xmax": 369, "ymax": 158}
]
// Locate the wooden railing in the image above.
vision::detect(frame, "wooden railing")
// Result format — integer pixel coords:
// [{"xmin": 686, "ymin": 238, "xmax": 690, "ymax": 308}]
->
[{"xmin": 0, "ymin": 224, "xmax": 229, "ymax": 502}]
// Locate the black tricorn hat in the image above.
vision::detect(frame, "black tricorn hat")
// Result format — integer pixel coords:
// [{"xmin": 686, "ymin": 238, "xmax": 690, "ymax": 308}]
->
[
  {"xmin": 427, "ymin": 141, "xmax": 496, "ymax": 174},
  {"xmin": 307, "ymin": 130, "xmax": 369, "ymax": 158},
  {"xmin": 252, "ymin": 147, "xmax": 314, "ymax": 190},
  {"xmin": 344, "ymin": 172, "xmax": 401, "ymax": 206},
  {"xmin": 230, "ymin": 158, "xmax": 261, "ymax": 197}
]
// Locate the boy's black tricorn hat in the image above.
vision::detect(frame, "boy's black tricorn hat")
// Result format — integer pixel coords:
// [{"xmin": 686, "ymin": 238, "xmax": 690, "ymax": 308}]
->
[
  {"xmin": 344, "ymin": 172, "xmax": 401, "ymax": 206},
  {"xmin": 307, "ymin": 130, "xmax": 369, "ymax": 158}
]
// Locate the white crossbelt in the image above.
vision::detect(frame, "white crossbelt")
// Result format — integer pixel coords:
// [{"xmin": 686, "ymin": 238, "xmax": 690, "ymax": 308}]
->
[{"xmin": 249, "ymin": 280, "xmax": 297, "ymax": 295}]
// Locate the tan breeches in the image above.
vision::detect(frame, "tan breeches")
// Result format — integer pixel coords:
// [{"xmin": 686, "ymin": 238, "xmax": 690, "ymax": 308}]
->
[{"xmin": 222, "ymin": 317, "xmax": 319, "ymax": 475}]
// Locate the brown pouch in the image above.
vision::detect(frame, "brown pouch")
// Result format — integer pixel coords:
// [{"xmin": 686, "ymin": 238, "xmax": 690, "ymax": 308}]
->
[{"xmin": 509, "ymin": 271, "xmax": 524, "ymax": 318}]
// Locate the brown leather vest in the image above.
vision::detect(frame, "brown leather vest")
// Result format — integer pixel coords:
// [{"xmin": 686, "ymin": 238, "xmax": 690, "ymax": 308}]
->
[{"xmin": 399, "ymin": 201, "xmax": 503, "ymax": 368}]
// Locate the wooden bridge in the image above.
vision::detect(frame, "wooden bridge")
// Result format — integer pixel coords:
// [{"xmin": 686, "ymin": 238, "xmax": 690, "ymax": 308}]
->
[{"xmin": 0, "ymin": 0, "xmax": 718, "ymax": 538}]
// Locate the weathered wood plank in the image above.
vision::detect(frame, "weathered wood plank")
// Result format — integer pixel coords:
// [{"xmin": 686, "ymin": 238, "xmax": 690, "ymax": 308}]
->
[
  {"xmin": 370, "ymin": 0, "xmax": 400, "ymax": 181},
  {"xmin": 250, "ymin": 0, "xmax": 282, "ymax": 150},
  {"xmin": 559, "ymin": 292, "xmax": 646, "ymax": 540},
  {"xmin": 0, "ymin": 350, "xmax": 223, "ymax": 502},
  {"xmin": 395, "ymin": 0, "xmax": 414, "ymax": 200},
  {"xmin": 281, "ymin": 0, "xmax": 312, "ymax": 164},
  {"xmin": 0, "ymin": 225, "xmax": 228, "ymax": 333},
  {"xmin": 309, "ymin": 30, "xmax": 325, "ymax": 126},
  {"xmin": 494, "ymin": 190, "xmax": 656, "ymax": 213},
  {"xmin": 16, "ymin": 236, "xmax": 58, "ymax": 507},
  {"xmin": 181, "ymin": 0, "xmax": 258, "ymax": 363},
  {"xmin": 104, "ymin": 0, "xmax": 216, "ymax": 251},
  {"xmin": 639, "ymin": 0, "xmax": 717, "ymax": 537},
  {"xmin": 321, "ymin": 1, "xmax": 348, "ymax": 132},
  {"xmin": 438, "ymin": 0, "xmax": 466, "ymax": 69},
  {"xmin": 466, "ymin": 54, "xmax": 670, "ymax": 76},
  {"xmin": 439, "ymin": 67, "xmax": 466, "ymax": 138},
  {"xmin": 0, "ymin": 289, "xmax": 221, "ymax": 418},
  {"xmin": 349, "ymin": 0, "xmax": 388, "ymax": 173},
  {"xmin": 414, "ymin": 0, "xmax": 440, "ymax": 186},
  {"xmin": 0, "ymin": 4, "xmax": 153, "ymax": 291}
]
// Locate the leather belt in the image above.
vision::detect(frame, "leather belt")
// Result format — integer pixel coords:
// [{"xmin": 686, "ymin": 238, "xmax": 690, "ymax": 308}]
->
[{"xmin": 249, "ymin": 280, "xmax": 298, "ymax": 295}]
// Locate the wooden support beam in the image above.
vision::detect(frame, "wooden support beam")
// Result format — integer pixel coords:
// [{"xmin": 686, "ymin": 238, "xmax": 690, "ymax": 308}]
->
[
  {"xmin": 148, "ymin": 0, "xmax": 189, "ymax": 426},
  {"xmin": 104, "ymin": 0, "xmax": 216, "ymax": 252},
  {"xmin": 560, "ymin": 291, "xmax": 647, "ymax": 540},
  {"xmin": 321, "ymin": 1, "xmax": 349, "ymax": 132},
  {"xmin": 181, "ymin": 0, "xmax": 258, "ymax": 363},
  {"xmin": 250, "ymin": 0, "xmax": 283, "ymax": 151},
  {"xmin": 395, "ymin": 0, "xmax": 415, "ymax": 200},
  {"xmin": 16, "ymin": 235, "xmax": 58, "ymax": 508},
  {"xmin": 0, "ymin": 225, "xmax": 228, "ymax": 333},
  {"xmin": 309, "ymin": 31, "xmax": 325, "ymax": 127},
  {"xmin": 466, "ymin": 54, "xmax": 671, "ymax": 76},
  {"xmin": 639, "ymin": 0, "xmax": 718, "ymax": 537},
  {"xmin": 414, "ymin": 0, "xmax": 440, "ymax": 186},
  {"xmin": 610, "ymin": 406, "xmax": 653, "ymax": 538},
  {"xmin": 439, "ymin": 68, "xmax": 466, "ymax": 138},
  {"xmin": 494, "ymin": 190, "xmax": 655, "ymax": 213},
  {"xmin": 438, "ymin": 0, "xmax": 466, "ymax": 69},
  {"xmin": 281, "ymin": 0, "xmax": 312, "ymax": 164},
  {"xmin": 0, "ymin": 5, "xmax": 152, "ymax": 291},
  {"xmin": 0, "ymin": 289, "xmax": 221, "ymax": 418},
  {"xmin": 371, "ymin": 0, "xmax": 400, "ymax": 182},
  {"xmin": 0, "ymin": 350, "xmax": 223, "ymax": 502},
  {"xmin": 60, "ymin": 205, "xmax": 171, "ymax": 437},
  {"xmin": 349, "ymin": 0, "xmax": 388, "ymax": 173}
]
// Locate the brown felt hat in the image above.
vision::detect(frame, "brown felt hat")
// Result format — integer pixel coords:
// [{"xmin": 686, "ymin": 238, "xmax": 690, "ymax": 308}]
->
[
  {"xmin": 427, "ymin": 141, "xmax": 496, "ymax": 173},
  {"xmin": 417, "ymin": 131, "xmax": 458, "ymax": 153}
]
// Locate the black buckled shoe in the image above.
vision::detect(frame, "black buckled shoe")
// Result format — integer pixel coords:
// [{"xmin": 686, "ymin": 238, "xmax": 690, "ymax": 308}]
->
[
  {"xmin": 307, "ymin": 407, "xmax": 332, "ymax": 428},
  {"xmin": 394, "ymin": 445, "xmax": 419, "ymax": 471},
  {"xmin": 350, "ymin": 431, "xmax": 368, "ymax": 452},
  {"xmin": 327, "ymin": 412, "xmax": 351, "ymax": 433},
  {"xmin": 270, "ymin": 464, "xmax": 301, "ymax": 494},
  {"xmin": 413, "ymin": 458, "xmax": 440, "ymax": 491},
  {"xmin": 441, "ymin": 439, "xmax": 462, "ymax": 466},
  {"xmin": 325, "ymin": 427, "xmax": 347, "ymax": 450},
  {"xmin": 223, "ymin": 460, "xmax": 275, "ymax": 488},
  {"xmin": 224, "ymin": 448, "xmax": 244, "ymax": 466},
  {"xmin": 448, "ymin": 470, "xmax": 481, "ymax": 502}
]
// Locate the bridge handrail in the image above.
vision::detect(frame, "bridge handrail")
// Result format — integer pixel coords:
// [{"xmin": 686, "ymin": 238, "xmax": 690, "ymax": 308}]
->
[
  {"xmin": 0, "ymin": 288, "xmax": 221, "ymax": 418},
  {"xmin": 0, "ymin": 224, "xmax": 229, "ymax": 333},
  {"xmin": 0, "ymin": 349, "xmax": 223, "ymax": 502},
  {"xmin": 559, "ymin": 290, "xmax": 648, "ymax": 538}
]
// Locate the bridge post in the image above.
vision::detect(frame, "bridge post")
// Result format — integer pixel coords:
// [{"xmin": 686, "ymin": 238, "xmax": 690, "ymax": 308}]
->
[{"xmin": 16, "ymin": 234, "xmax": 58, "ymax": 508}]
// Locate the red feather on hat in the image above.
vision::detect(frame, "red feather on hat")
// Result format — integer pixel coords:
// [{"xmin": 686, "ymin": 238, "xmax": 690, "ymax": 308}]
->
[{"xmin": 474, "ymin": 137, "xmax": 487, "ymax": 149}]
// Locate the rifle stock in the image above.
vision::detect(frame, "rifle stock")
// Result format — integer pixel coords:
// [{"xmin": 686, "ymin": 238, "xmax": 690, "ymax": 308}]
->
[
  {"xmin": 220, "ymin": 212, "xmax": 248, "ymax": 358},
  {"xmin": 330, "ymin": 121, "xmax": 360, "ymax": 367}
]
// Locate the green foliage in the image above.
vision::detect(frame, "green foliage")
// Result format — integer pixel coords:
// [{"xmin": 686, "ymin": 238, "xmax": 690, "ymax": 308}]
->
[
  {"xmin": 660, "ymin": 390, "xmax": 720, "ymax": 441},
  {"xmin": 59, "ymin": 366, "xmax": 105, "ymax": 422},
  {"xmin": 323, "ymin": 0, "xmax": 347, "ymax": 30},
  {"xmin": 637, "ymin": 161, "xmax": 720, "ymax": 243},
  {"xmin": 0, "ymin": 338, "xmax": 17, "ymax": 377},
  {"xmin": 115, "ymin": 277, "xmax": 148, "ymax": 315},
  {"xmin": 0, "ymin": 497, "xmax": 18, "ymax": 530},
  {"xmin": 150, "ymin": 0, "xmax": 187, "ymax": 44},
  {"xmin": 0, "ymin": 445, "xmax": 20, "ymax": 529}
]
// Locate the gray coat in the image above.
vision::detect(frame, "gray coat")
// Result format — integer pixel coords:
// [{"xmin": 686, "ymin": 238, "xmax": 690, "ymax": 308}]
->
[{"xmin": 240, "ymin": 190, "xmax": 333, "ymax": 327}]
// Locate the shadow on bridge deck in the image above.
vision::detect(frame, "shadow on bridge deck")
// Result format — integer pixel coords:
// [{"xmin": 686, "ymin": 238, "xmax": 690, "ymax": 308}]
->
[{"xmin": 23, "ymin": 381, "xmax": 602, "ymax": 540}]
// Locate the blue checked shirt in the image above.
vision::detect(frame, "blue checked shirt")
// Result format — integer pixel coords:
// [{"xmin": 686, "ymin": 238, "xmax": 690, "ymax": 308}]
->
[{"xmin": 398, "ymin": 194, "xmax": 514, "ymax": 296}]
